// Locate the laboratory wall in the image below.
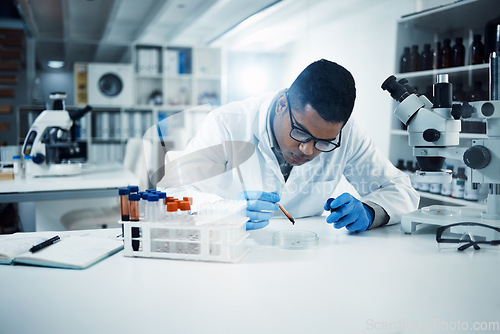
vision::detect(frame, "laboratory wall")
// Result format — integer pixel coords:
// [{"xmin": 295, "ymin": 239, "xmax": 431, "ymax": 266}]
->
[
  {"xmin": 220, "ymin": 0, "xmax": 453, "ymax": 157},
  {"xmin": 38, "ymin": 70, "xmax": 74, "ymax": 106},
  {"xmin": 276, "ymin": 0, "xmax": 452, "ymax": 157},
  {"xmin": 226, "ymin": 52, "xmax": 287, "ymax": 102}
]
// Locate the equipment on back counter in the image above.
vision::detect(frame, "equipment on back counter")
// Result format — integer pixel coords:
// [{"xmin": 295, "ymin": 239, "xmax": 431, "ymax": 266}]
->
[
  {"xmin": 381, "ymin": 51, "xmax": 500, "ymax": 238},
  {"xmin": 22, "ymin": 92, "xmax": 92, "ymax": 177}
]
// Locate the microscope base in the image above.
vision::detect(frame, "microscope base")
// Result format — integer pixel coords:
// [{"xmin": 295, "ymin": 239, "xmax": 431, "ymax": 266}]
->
[{"xmin": 401, "ymin": 205, "xmax": 500, "ymax": 238}]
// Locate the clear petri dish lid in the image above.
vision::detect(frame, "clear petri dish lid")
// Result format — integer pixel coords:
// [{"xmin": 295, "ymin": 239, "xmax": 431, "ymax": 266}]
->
[
  {"xmin": 272, "ymin": 230, "xmax": 319, "ymax": 250},
  {"xmin": 421, "ymin": 205, "xmax": 461, "ymax": 217}
]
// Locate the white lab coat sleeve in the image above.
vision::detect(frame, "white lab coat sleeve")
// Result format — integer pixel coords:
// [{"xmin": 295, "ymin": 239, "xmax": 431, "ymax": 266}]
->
[
  {"xmin": 157, "ymin": 110, "xmax": 228, "ymax": 204},
  {"xmin": 342, "ymin": 119, "xmax": 419, "ymax": 225}
]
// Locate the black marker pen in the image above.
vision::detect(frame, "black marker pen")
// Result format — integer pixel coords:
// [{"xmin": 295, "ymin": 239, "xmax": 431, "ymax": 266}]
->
[{"xmin": 29, "ymin": 236, "xmax": 60, "ymax": 253}]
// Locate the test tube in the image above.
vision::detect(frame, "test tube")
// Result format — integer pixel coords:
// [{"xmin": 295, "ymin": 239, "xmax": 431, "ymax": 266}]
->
[
  {"xmin": 157, "ymin": 192, "xmax": 167, "ymax": 219},
  {"xmin": 178, "ymin": 201, "xmax": 191, "ymax": 214},
  {"xmin": 145, "ymin": 193, "xmax": 160, "ymax": 222},
  {"xmin": 128, "ymin": 185, "xmax": 139, "ymax": 194},
  {"xmin": 118, "ymin": 188, "xmax": 131, "ymax": 221},
  {"xmin": 183, "ymin": 196, "xmax": 193, "ymax": 205},
  {"xmin": 24, "ymin": 155, "xmax": 33, "ymax": 178},
  {"xmin": 12, "ymin": 155, "xmax": 21, "ymax": 179},
  {"xmin": 139, "ymin": 191, "xmax": 148, "ymax": 220},
  {"xmin": 129, "ymin": 193, "xmax": 140, "ymax": 221},
  {"xmin": 166, "ymin": 201, "xmax": 178, "ymax": 220},
  {"xmin": 129, "ymin": 193, "xmax": 141, "ymax": 244}
]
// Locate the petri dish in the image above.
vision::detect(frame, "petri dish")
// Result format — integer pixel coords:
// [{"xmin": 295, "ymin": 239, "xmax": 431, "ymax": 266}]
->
[
  {"xmin": 421, "ymin": 205, "xmax": 461, "ymax": 217},
  {"xmin": 272, "ymin": 230, "xmax": 319, "ymax": 250}
]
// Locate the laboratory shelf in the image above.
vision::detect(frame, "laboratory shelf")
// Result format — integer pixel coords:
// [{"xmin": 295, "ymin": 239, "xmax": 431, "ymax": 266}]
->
[
  {"xmin": 388, "ymin": 0, "xmax": 497, "ymax": 209},
  {"xmin": 395, "ymin": 63, "xmax": 489, "ymax": 79}
]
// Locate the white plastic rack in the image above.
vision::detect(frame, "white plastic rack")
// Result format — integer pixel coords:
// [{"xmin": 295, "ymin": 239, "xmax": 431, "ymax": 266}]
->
[{"xmin": 122, "ymin": 212, "xmax": 249, "ymax": 263}]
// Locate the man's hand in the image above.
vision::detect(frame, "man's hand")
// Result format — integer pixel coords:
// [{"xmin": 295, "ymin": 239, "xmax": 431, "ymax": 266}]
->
[
  {"xmin": 324, "ymin": 193, "xmax": 374, "ymax": 232},
  {"xmin": 237, "ymin": 191, "xmax": 280, "ymax": 230}
]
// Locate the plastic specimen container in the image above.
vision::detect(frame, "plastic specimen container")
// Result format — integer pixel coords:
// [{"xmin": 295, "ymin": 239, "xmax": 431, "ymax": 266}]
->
[{"xmin": 272, "ymin": 230, "xmax": 319, "ymax": 249}]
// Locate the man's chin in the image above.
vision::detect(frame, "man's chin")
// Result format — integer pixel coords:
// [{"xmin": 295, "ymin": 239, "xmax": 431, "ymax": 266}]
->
[{"xmin": 288, "ymin": 154, "xmax": 310, "ymax": 166}]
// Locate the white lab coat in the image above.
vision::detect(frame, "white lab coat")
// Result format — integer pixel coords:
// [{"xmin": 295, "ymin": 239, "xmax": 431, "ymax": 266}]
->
[{"xmin": 160, "ymin": 92, "xmax": 419, "ymax": 225}]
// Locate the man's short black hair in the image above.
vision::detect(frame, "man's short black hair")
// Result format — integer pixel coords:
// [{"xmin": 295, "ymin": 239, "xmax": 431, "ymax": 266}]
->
[{"xmin": 288, "ymin": 59, "xmax": 356, "ymax": 123}]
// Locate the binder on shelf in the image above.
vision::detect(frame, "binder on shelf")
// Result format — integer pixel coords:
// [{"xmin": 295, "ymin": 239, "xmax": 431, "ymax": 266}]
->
[
  {"xmin": 163, "ymin": 49, "xmax": 179, "ymax": 76},
  {"xmin": 137, "ymin": 47, "xmax": 160, "ymax": 75}
]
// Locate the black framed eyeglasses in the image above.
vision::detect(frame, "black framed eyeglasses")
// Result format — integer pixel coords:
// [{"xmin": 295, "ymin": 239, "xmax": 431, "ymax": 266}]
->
[
  {"xmin": 285, "ymin": 92, "xmax": 341, "ymax": 152},
  {"xmin": 436, "ymin": 222, "xmax": 500, "ymax": 251}
]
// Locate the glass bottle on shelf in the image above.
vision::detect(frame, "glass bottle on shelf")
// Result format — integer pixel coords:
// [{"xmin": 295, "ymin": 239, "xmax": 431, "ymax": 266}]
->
[
  {"xmin": 440, "ymin": 164, "xmax": 454, "ymax": 196},
  {"xmin": 429, "ymin": 182, "xmax": 442, "ymax": 194},
  {"xmin": 440, "ymin": 38, "xmax": 453, "ymax": 68},
  {"xmin": 469, "ymin": 34, "xmax": 485, "ymax": 65},
  {"xmin": 433, "ymin": 42, "xmax": 442, "ymax": 69},
  {"xmin": 452, "ymin": 37, "xmax": 465, "ymax": 67},
  {"xmin": 410, "ymin": 45, "xmax": 420, "ymax": 72},
  {"xmin": 400, "ymin": 47, "xmax": 411, "ymax": 73},
  {"xmin": 420, "ymin": 44, "xmax": 433, "ymax": 70},
  {"xmin": 464, "ymin": 181, "xmax": 479, "ymax": 201},
  {"xmin": 451, "ymin": 167, "xmax": 466, "ymax": 199},
  {"xmin": 484, "ymin": 14, "xmax": 500, "ymax": 63}
]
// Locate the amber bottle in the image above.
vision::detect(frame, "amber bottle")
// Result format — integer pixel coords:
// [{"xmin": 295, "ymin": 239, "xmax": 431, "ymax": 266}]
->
[
  {"xmin": 469, "ymin": 34, "xmax": 485, "ymax": 65},
  {"xmin": 432, "ymin": 41, "xmax": 442, "ymax": 69},
  {"xmin": 452, "ymin": 37, "xmax": 465, "ymax": 67},
  {"xmin": 410, "ymin": 45, "xmax": 420, "ymax": 72},
  {"xmin": 400, "ymin": 47, "xmax": 411, "ymax": 73},
  {"xmin": 420, "ymin": 44, "xmax": 433, "ymax": 70},
  {"xmin": 440, "ymin": 38, "xmax": 452, "ymax": 68}
]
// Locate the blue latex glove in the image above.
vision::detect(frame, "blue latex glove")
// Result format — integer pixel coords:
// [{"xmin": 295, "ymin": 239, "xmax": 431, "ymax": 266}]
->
[
  {"xmin": 237, "ymin": 191, "xmax": 280, "ymax": 230},
  {"xmin": 323, "ymin": 193, "xmax": 375, "ymax": 232}
]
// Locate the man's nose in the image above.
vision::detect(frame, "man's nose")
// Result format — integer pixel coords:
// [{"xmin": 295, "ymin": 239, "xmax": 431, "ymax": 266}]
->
[{"xmin": 299, "ymin": 141, "xmax": 315, "ymax": 155}]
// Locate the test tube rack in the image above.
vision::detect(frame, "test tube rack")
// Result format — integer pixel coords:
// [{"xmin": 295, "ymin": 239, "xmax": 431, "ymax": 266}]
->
[{"xmin": 121, "ymin": 215, "xmax": 249, "ymax": 263}]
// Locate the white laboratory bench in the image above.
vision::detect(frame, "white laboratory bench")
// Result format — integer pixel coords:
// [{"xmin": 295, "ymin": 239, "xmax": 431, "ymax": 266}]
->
[
  {"xmin": 0, "ymin": 164, "xmax": 139, "ymax": 231},
  {"xmin": 0, "ymin": 216, "xmax": 498, "ymax": 334}
]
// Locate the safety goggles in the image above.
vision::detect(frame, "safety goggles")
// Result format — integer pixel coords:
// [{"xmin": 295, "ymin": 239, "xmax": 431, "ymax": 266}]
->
[{"xmin": 436, "ymin": 222, "xmax": 500, "ymax": 251}]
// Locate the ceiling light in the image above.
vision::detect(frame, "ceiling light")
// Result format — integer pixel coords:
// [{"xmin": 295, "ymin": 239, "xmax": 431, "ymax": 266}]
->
[{"xmin": 47, "ymin": 60, "xmax": 65, "ymax": 69}]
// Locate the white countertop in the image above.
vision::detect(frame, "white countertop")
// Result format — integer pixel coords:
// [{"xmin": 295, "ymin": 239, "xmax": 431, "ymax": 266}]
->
[
  {"xmin": 1, "ymin": 164, "xmax": 139, "ymax": 194},
  {"xmin": 0, "ymin": 216, "xmax": 498, "ymax": 334}
]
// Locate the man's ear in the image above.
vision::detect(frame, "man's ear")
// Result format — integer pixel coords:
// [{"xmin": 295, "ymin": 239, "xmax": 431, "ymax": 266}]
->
[{"xmin": 276, "ymin": 93, "xmax": 288, "ymax": 116}]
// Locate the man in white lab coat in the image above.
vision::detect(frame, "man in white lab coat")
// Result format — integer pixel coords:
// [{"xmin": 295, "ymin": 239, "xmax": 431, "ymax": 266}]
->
[{"xmin": 158, "ymin": 59, "xmax": 419, "ymax": 232}]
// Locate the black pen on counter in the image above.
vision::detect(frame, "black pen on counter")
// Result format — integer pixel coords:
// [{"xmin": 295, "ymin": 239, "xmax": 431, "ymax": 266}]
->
[{"xmin": 29, "ymin": 236, "xmax": 60, "ymax": 253}]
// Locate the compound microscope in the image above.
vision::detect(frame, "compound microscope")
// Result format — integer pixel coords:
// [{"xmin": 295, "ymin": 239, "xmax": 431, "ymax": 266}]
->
[
  {"xmin": 382, "ymin": 52, "xmax": 500, "ymax": 238},
  {"xmin": 22, "ymin": 92, "xmax": 92, "ymax": 177}
]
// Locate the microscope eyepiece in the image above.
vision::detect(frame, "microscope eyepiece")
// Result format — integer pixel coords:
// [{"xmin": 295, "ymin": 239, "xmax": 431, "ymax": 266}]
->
[
  {"xmin": 381, "ymin": 75, "xmax": 411, "ymax": 102},
  {"xmin": 50, "ymin": 91, "xmax": 67, "ymax": 110},
  {"xmin": 69, "ymin": 105, "xmax": 92, "ymax": 121}
]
